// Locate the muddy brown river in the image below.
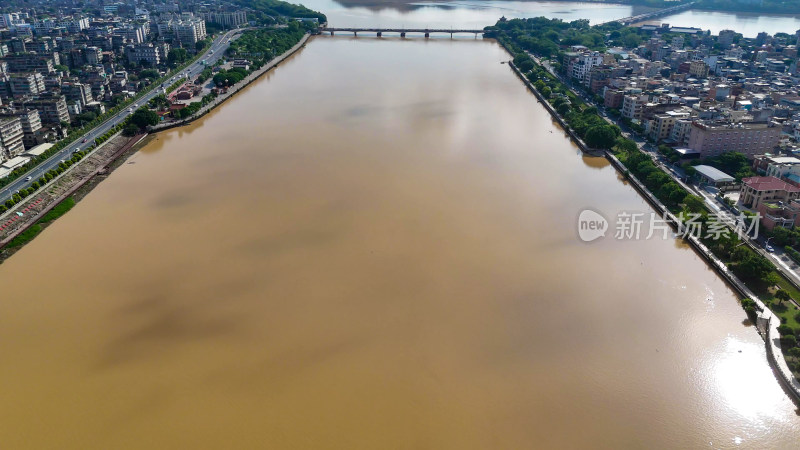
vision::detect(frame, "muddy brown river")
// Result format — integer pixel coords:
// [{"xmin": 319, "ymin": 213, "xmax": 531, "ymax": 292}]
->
[{"xmin": 1, "ymin": 37, "xmax": 799, "ymax": 448}]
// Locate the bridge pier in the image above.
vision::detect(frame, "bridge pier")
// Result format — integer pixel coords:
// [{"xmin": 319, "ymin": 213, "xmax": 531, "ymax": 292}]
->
[{"xmin": 320, "ymin": 28, "xmax": 485, "ymax": 38}]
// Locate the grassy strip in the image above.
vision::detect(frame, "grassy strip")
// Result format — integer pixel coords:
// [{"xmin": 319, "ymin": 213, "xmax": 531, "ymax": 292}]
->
[
  {"xmin": 40, "ymin": 197, "xmax": 75, "ymax": 223},
  {"xmin": 6, "ymin": 198, "xmax": 75, "ymax": 249},
  {"xmin": 7, "ymin": 225, "xmax": 42, "ymax": 249}
]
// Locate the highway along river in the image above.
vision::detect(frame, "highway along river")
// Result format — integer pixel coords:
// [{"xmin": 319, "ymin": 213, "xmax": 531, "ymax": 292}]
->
[{"xmin": 1, "ymin": 37, "xmax": 799, "ymax": 448}]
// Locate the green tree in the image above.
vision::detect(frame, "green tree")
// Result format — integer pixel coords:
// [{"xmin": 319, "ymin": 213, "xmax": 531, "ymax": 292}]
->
[
  {"xmin": 140, "ymin": 69, "xmax": 160, "ymax": 79},
  {"xmin": 148, "ymin": 94, "xmax": 170, "ymax": 110},
  {"xmin": 614, "ymin": 137, "xmax": 638, "ymax": 154},
  {"xmin": 540, "ymin": 86, "xmax": 551, "ymax": 98},
  {"xmin": 584, "ymin": 125, "xmax": 617, "ymax": 149},
  {"xmin": 168, "ymin": 48, "xmax": 188, "ymax": 65},
  {"xmin": 122, "ymin": 123, "xmax": 140, "ymax": 136},
  {"xmin": 733, "ymin": 250, "xmax": 773, "ymax": 281},
  {"xmin": 776, "ymin": 289, "xmax": 792, "ymax": 305},
  {"xmin": 129, "ymin": 108, "xmax": 159, "ymax": 129},
  {"xmin": 684, "ymin": 194, "xmax": 705, "ymax": 213},
  {"xmin": 518, "ymin": 59, "xmax": 534, "ymax": 72}
]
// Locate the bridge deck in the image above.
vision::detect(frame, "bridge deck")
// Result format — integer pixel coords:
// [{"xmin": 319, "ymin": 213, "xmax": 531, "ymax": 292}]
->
[{"xmin": 321, "ymin": 28, "xmax": 484, "ymax": 33}]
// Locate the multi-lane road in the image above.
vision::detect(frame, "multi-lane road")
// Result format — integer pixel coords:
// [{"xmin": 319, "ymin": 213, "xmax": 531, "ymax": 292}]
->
[{"xmin": 0, "ymin": 29, "xmax": 241, "ymax": 205}]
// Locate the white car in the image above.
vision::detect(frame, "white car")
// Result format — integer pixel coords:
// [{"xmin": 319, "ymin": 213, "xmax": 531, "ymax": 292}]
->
[
  {"xmin": 766, "ymin": 245, "xmax": 775, "ymax": 253},
  {"xmin": 25, "ymin": 176, "xmax": 32, "ymax": 181}
]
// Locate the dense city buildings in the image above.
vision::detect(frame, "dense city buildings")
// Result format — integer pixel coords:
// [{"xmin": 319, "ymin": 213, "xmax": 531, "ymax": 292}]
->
[
  {"xmin": 554, "ymin": 23, "xmax": 800, "ymax": 161},
  {"xmin": 0, "ymin": 0, "xmax": 248, "ymax": 164}
]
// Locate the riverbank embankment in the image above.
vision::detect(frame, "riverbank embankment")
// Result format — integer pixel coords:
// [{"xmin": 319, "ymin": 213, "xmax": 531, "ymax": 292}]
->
[
  {"xmin": 505, "ymin": 49, "xmax": 800, "ymax": 405},
  {"xmin": 0, "ymin": 132, "xmax": 148, "ymax": 260},
  {"xmin": 151, "ymin": 32, "xmax": 311, "ymax": 132}
]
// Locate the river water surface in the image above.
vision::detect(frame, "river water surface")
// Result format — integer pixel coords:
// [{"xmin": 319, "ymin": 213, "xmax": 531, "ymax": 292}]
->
[
  {"xmin": 1, "ymin": 26, "xmax": 800, "ymax": 450},
  {"xmin": 311, "ymin": 0, "xmax": 644, "ymax": 27},
  {"xmin": 655, "ymin": 9, "xmax": 800, "ymax": 37}
]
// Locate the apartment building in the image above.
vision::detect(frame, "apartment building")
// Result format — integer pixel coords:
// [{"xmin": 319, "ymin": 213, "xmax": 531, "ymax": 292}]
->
[
  {"xmin": 649, "ymin": 109, "xmax": 691, "ymax": 142},
  {"xmin": 202, "ymin": 11, "xmax": 247, "ymax": 28},
  {"xmin": 622, "ymin": 95, "xmax": 648, "ymax": 121},
  {"xmin": 61, "ymin": 80, "xmax": 94, "ymax": 106},
  {"xmin": 687, "ymin": 121, "xmax": 780, "ymax": 158},
  {"xmin": 173, "ymin": 17, "xmax": 206, "ymax": 46},
  {"xmin": 588, "ymin": 66, "xmax": 613, "ymax": 93},
  {"xmin": 669, "ymin": 118, "xmax": 694, "ymax": 145},
  {"xmin": 125, "ymin": 43, "xmax": 163, "ymax": 66},
  {"xmin": 8, "ymin": 72, "xmax": 45, "ymax": 96},
  {"xmin": 3, "ymin": 54, "xmax": 54, "ymax": 73},
  {"xmin": 23, "ymin": 95, "xmax": 69, "ymax": 124},
  {"xmin": 568, "ymin": 52, "xmax": 604, "ymax": 84},
  {"xmin": 5, "ymin": 109, "xmax": 42, "ymax": 148},
  {"xmin": 604, "ymin": 89, "xmax": 624, "ymax": 109},
  {"xmin": 689, "ymin": 60, "xmax": 710, "ymax": 78},
  {"xmin": 0, "ymin": 115, "xmax": 25, "ymax": 159}
]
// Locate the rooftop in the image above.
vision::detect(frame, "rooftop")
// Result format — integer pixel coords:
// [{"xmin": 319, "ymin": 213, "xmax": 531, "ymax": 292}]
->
[
  {"xmin": 770, "ymin": 156, "xmax": 800, "ymax": 165},
  {"xmin": 694, "ymin": 165, "xmax": 735, "ymax": 182},
  {"xmin": 742, "ymin": 176, "xmax": 800, "ymax": 192},
  {"xmin": 24, "ymin": 142, "xmax": 53, "ymax": 157}
]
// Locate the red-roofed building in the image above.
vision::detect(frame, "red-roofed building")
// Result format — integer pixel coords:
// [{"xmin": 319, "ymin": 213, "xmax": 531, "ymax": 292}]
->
[{"xmin": 741, "ymin": 176, "xmax": 800, "ymax": 209}]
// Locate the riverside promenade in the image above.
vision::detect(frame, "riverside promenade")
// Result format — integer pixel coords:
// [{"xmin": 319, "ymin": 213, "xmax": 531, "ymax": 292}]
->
[
  {"xmin": 0, "ymin": 132, "xmax": 148, "ymax": 251},
  {"xmin": 151, "ymin": 33, "xmax": 311, "ymax": 132}
]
